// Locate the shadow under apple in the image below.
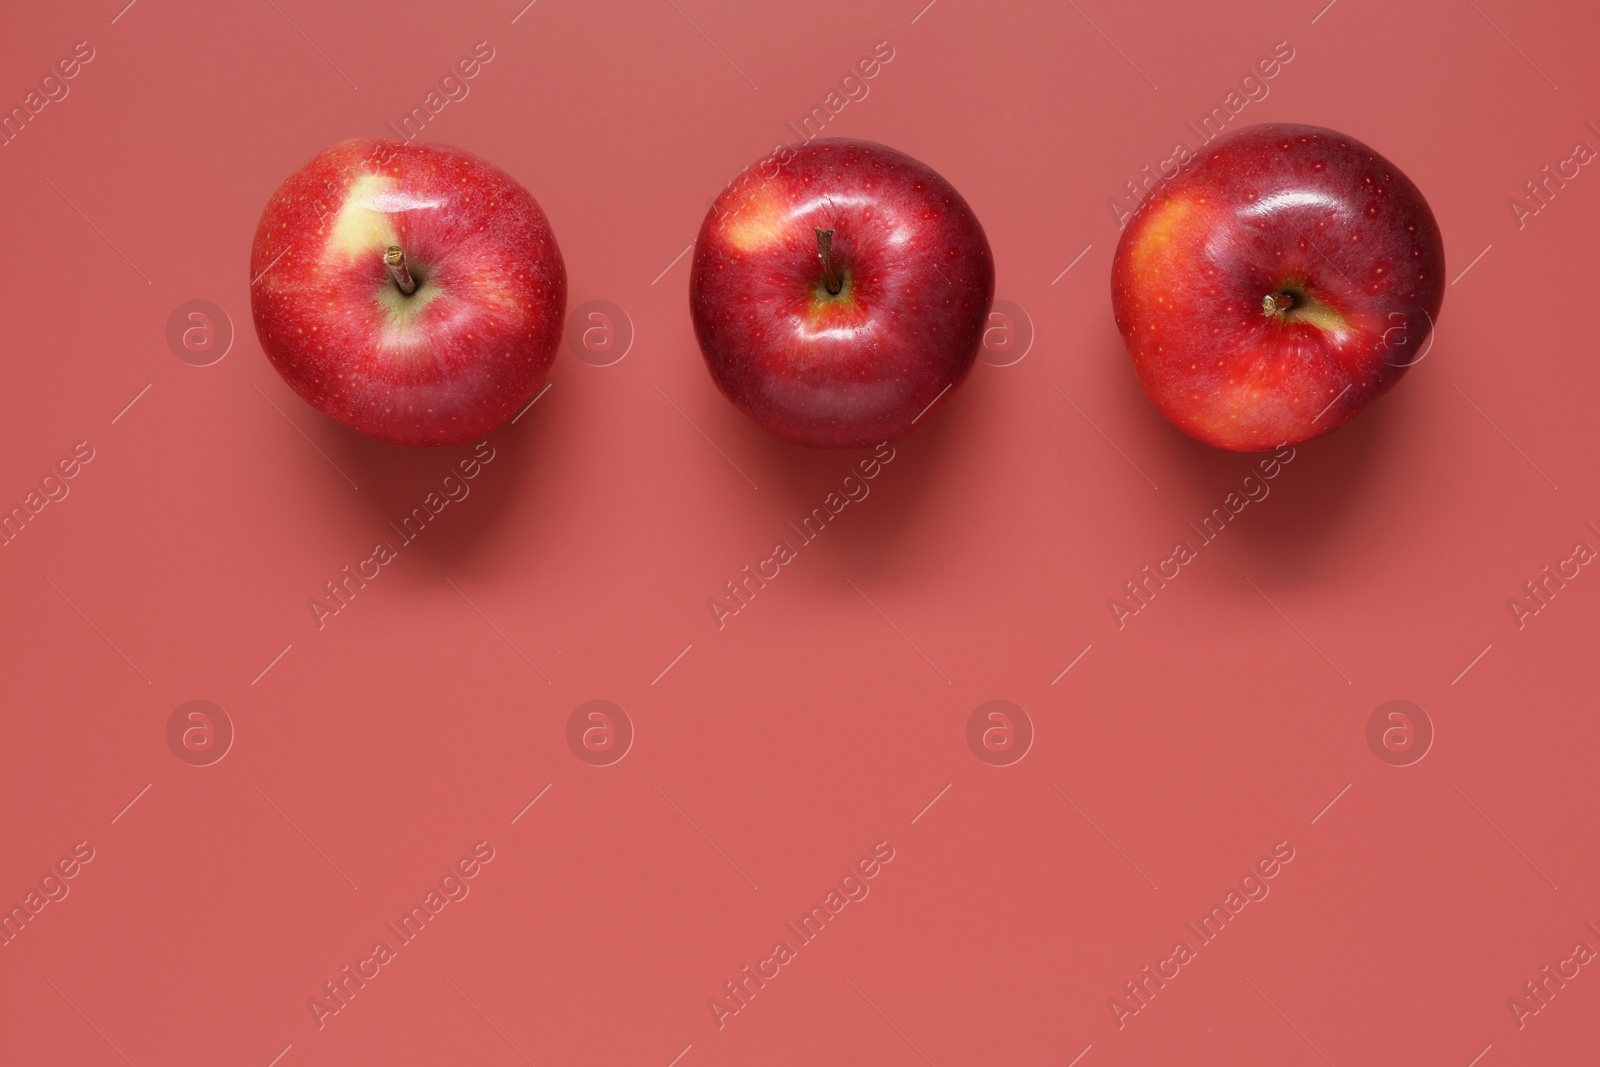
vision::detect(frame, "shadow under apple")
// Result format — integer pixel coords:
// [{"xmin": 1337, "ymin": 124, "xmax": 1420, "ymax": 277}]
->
[
  {"xmin": 1181, "ymin": 382, "xmax": 1398, "ymax": 589},
  {"xmin": 304, "ymin": 385, "xmax": 559, "ymax": 577},
  {"xmin": 719, "ymin": 369, "xmax": 981, "ymax": 577}
]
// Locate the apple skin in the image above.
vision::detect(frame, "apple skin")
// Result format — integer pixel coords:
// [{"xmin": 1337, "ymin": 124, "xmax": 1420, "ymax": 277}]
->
[
  {"xmin": 1111, "ymin": 123, "xmax": 1444, "ymax": 452},
  {"xmin": 690, "ymin": 138, "xmax": 994, "ymax": 449},
  {"xmin": 249, "ymin": 138, "xmax": 565, "ymax": 447}
]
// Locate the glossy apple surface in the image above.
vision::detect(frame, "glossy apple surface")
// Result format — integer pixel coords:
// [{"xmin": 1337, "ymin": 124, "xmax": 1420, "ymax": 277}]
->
[
  {"xmin": 249, "ymin": 138, "xmax": 565, "ymax": 447},
  {"xmin": 690, "ymin": 138, "xmax": 994, "ymax": 448},
  {"xmin": 1112, "ymin": 123, "xmax": 1444, "ymax": 451}
]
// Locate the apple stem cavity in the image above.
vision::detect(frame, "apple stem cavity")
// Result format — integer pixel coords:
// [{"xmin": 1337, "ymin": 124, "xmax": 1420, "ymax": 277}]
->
[
  {"xmin": 1262, "ymin": 291, "xmax": 1296, "ymax": 318},
  {"xmin": 814, "ymin": 227, "xmax": 843, "ymax": 296},
  {"xmin": 385, "ymin": 245, "xmax": 418, "ymax": 296}
]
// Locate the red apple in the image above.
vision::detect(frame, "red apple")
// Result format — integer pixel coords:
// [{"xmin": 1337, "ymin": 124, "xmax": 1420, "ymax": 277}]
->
[
  {"xmin": 249, "ymin": 138, "xmax": 566, "ymax": 446},
  {"xmin": 1112, "ymin": 123, "xmax": 1444, "ymax": 451},
  {"xmin": 690, "ymin": 138, "xmax": 994, "ymax": 448}
]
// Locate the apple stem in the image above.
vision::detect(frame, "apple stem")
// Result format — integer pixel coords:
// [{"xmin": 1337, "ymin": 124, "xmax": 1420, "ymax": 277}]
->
[
  {"xmin": 385, "ymin": 245, "xmax": 417, "ymax": 296},
  {"xmin": 1262, "ymin": 292, "xmax": 1296, "ymax": 317},
  {"xmin": 815, "ymin": 228, "xmax": 843, "ymax": 296}
]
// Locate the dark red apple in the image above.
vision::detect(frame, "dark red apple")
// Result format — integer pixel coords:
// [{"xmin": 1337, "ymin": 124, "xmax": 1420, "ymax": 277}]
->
[
  {"xmin": 249, "ymin": 139, "xmax": 565, "ymax": 446},
  {"xmin": 1112, "ymin": 123, "xmax": 1444, "ymax": 451},
  {"xmin": 690, "ymin": 138, "xmax": 994, "ymax": 448}
]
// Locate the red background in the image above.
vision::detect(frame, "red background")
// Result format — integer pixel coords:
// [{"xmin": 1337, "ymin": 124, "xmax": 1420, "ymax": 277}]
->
[{"xmin": 2, "ymin": 0, "xmax": 1597, "ymax": 1064}]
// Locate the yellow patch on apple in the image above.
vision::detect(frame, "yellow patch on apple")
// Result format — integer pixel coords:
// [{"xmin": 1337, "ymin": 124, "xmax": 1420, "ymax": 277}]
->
[
  {"xmin": 1131, "ymin": 195, "xmax": 1198, "ymax": 268},
  {"xmin": 725, "ymin": 187, "xmax": 790, "ymax": 253},
  {"xmin": 327, "ymin": 173, "xmax": 403, "ymax": 259}
]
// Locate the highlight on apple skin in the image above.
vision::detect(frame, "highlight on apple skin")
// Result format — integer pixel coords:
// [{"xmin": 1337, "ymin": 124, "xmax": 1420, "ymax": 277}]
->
[
  {"xmin": 690, "ymin": 138, "xmax": 995, "ymax": 449},
  {"xmin": 1111, "ymin": 123, "xmax": 1445, "ymax": 452},
  {"xmin": 249, "ymin": 138, "xmax": 566, "ymax": 447}
]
